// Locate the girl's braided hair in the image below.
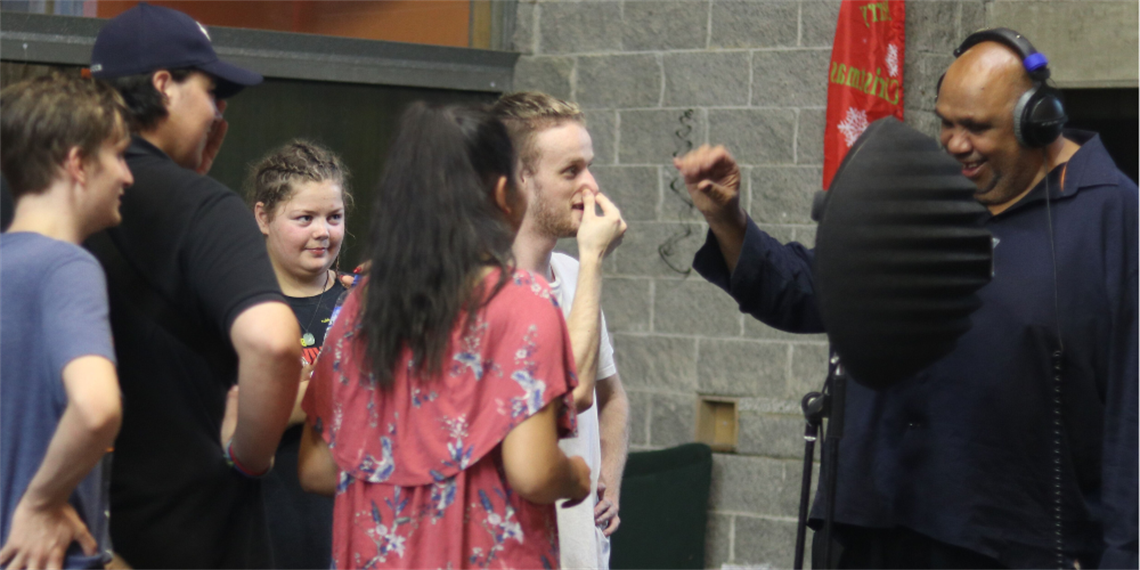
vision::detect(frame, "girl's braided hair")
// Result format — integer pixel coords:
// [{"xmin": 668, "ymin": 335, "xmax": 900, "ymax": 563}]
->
[{"xmin": 245, "ymin": 139, "xmax": 353, "ymax": 218}]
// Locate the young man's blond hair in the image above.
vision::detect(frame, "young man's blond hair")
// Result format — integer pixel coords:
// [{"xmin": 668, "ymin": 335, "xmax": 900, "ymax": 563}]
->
[{"xmin": 492, "ymin": 91, "xmax": 585, "ymax": 175}]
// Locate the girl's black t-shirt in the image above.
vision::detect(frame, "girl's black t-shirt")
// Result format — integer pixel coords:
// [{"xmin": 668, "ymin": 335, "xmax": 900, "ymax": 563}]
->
[{"xmin": 286, "ymin": 279, "xmax": 347, "ymax": 365}]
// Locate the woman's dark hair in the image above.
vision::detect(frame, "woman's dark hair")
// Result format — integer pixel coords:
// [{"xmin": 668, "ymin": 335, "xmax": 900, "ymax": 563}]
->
[
  {"xmin": 363, "ymin": 102, "xmax": 517, "ymax": 389},
  {"xmin": 104, "ymin": 68, "xmax": 194, "ymax": 132}
]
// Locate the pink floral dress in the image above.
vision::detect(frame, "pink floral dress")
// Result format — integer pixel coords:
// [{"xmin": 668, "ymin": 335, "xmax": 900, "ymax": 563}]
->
[{"xmin": 303, "ymin": 270, "xmax": 578, "ymax": 569}]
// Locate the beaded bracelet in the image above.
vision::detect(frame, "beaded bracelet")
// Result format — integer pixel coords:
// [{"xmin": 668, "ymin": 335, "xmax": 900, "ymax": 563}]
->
[{"xmin": 224, "ymin": 438, "xmax": 272, "ymax": 478}]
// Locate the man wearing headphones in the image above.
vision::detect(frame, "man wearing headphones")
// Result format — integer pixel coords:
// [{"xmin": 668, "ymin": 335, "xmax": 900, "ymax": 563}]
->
[{"xmin": 675, "ymin": 29, "xmax": 1137, "ymax": 569}]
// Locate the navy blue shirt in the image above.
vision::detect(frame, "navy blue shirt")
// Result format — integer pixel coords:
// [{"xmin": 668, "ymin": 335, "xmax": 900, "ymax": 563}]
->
[{"xmin": 693, "ymin": 132, "xmax": 1137, "ymax": 569}]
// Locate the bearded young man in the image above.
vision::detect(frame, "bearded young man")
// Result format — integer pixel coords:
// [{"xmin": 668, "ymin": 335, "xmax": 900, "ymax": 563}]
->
[
  {"xmin": 493, "ymin": 92, "xmax": 630, "ymax": 570},
  {"xmin": 675, "ymin": 30, "xmax": 1136, "ymax": 570}
]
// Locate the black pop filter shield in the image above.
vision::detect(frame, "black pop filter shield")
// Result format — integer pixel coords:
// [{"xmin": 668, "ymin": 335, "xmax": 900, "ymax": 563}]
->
[{"xmin": 813, "ymin": 117, "xmax": 993, "ymax": 389}]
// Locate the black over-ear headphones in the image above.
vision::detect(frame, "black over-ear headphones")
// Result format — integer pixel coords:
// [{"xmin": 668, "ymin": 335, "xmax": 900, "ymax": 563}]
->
[{"xmin": 938, "ymin": 27, "xmax": 1067, "ymax": 148}]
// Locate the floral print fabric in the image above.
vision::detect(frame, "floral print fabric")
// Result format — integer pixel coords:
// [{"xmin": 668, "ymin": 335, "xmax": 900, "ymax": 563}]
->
[{"xmin": 303, "ymin": 270, "xmax": 578, "ymax": 569}]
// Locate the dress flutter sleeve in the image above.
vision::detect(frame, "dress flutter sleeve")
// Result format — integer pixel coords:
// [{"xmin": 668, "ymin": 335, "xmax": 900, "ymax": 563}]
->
[{"xmin": 475, "ymin": 270, "xmax": 579, "ymax": 441}]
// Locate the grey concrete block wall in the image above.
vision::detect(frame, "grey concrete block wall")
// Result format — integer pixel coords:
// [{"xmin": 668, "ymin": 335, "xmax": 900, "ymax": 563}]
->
[{"xmin": 510, "ymin": 1, "xmax": 989, "ymax": 567}]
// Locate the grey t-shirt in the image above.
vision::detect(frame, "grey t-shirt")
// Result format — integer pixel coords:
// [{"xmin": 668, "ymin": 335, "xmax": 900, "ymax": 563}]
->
[{"xmin": 1, "ymin": 232, "xmax": 117, "ymax": 568}]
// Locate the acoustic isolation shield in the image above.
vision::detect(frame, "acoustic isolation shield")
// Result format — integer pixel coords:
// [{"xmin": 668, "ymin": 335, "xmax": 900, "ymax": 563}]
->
[{"xmin": 813, "ymin": 117, "xmax": 994, "ymax": 389}]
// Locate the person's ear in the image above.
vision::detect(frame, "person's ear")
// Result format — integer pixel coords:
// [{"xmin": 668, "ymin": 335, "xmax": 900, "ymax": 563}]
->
[
  {"xmin": 64, "ymin": 146, "xmax": 87, "ymax": 186},
  {"xmin": 493, "ymin": 176, "xmax": 512, "ymax": 217},
  {"xmin": 151, "ymin": 70, "xmax": 175, "ymax": 106},
  {"xmin": 253, "ymin": 202, "xmax": 272, "ymax": 236}
]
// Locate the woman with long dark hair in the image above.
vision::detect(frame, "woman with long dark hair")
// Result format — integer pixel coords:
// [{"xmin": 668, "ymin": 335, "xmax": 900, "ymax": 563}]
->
[{"xmin": 298, "ymin": 103, "xmax": 590, "ymax": 569}]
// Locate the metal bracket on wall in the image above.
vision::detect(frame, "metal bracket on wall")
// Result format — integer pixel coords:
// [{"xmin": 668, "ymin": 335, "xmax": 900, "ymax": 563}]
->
[{"xmin": 0, "ymin": 11, "xmax": 519, "ymax": 93}]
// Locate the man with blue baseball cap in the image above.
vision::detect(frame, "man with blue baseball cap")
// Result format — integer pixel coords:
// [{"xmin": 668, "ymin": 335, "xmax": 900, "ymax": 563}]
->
[{"xmin": 86, "ymin": 3, "xmax": 302, "ymax": 567}]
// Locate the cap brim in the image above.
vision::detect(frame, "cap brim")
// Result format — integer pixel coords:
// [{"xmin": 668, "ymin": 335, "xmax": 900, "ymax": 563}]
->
[{"xmin": 199, "ymin": 59, "xmax": 263, "ymax": 99}]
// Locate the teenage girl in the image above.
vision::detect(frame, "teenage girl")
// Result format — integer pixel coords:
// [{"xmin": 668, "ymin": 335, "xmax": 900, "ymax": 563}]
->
[{"xmin": 247, "ymin": 140, "xmax": 351, "ymax": 568}]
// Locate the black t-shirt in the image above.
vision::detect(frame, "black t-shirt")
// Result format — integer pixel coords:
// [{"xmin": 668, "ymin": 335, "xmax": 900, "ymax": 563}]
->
[
  {"xmin": 264, "ymin": 280, "xmax": 345, "ymax": 569},
  {"xmin": 287, "ymin": 280, "xmax": 347, "ymax": 366},
  {"xmin": 87, "ymin": 137, "xmax": 284, "ymax": 569}
]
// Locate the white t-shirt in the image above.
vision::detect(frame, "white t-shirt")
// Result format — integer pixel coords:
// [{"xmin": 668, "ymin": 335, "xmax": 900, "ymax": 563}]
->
[{"xmin": 548, "ymin": 252, "xmax": 617, "ymax": 570}]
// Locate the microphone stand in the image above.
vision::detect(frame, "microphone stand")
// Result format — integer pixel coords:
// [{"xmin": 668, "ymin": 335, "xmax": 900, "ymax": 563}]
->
[{"xmin": 793, "ymin": 353, "xmax": 847, "ymax": 569}]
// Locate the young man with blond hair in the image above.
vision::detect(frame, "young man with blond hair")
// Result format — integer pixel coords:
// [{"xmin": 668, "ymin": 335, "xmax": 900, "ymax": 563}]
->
[{"xmin": 493, "ymin": 91, "xmax": 630, "ymax": 570}]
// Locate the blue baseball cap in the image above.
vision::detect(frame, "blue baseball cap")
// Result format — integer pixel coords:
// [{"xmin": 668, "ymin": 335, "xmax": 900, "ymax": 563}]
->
[{"xmin": 90, "ymin": 2, "xmax": 262, "ymax": 98}]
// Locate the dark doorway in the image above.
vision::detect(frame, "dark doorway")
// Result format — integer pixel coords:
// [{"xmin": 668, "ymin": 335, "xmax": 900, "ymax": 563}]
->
[{"xmin": 1061, "ymin": 88, "xmax": 1138, "ymax": 183}]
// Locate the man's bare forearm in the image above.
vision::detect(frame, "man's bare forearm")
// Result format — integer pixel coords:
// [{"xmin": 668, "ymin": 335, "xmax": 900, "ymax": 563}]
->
[
  {"xmin": 21, "ymin": 356, "xmax": 120, "ymax": 510},
  {"xmin": 566, "ymin": 251, "xmax": 604, "ymax": 411},
  {"xmin": 596, "ymin": 373, "xmax": 630, "ymax": 503}
]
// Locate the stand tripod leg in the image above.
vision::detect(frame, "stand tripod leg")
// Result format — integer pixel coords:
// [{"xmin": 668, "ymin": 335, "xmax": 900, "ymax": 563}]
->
[
  {"xmin": 822, "ymin": 363, "xmax": 846, "ymax": 568},
  {"xmin": 794, "ymin": 356, "xmax": 845, "ymax": 570},
  {"xmin": 794, "ymin": 390, "xmax": 827, "ymax": 570},
  {"xmin": 794, "ymin": 419, "xmax": 819, "ymax": 569}
]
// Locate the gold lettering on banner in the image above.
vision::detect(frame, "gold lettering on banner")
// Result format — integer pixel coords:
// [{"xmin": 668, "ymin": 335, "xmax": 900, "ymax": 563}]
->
[
  {"xmin": 829, "ymin": 62, "xmax": 900, "ymax": 105},
  {"xmin": 859, "ymin": 1, "xmax": 892, "ymax": 28}
]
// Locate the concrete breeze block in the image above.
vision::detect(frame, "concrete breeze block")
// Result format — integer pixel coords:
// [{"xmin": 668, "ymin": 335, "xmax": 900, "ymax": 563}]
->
[
  {"xmin": 905, "ymin": 52, "xmax": 956, "ymax": 113},
  {"xmin": 592, "ymin": 165, "xmax": 660, "ymax": 222},
  {"xmin": 611, "ymin": 333, "xmax": 698, "ymax": 391},
  {"xmin": 737, "ymin": 410, "xmax": 805, "ymax": 458},
  {"xmin": 749, "ymin": 165, "xmax": 821, "ymax": 224},
  {"xmin": 796, "ymin": 108, "xmax": 825, "ymax": 165},
  {"xmin": 513, "ymin": 56, "xmax": 575, "ymax": 101},
  {"xmin": 906, "ymin": 0, "xmax": 962, "ymax": 54},
  {"xmin": 800, "ymin": 0, "xmax": 843, "ymax": 48},
  {"xmin": 654, "ymin": 277, "xmax": 744, "ymax": 337},
  {"xmin": 959, "ymin": 1, "xmax": 987, "ymax": 38},
  {"xmin": 705, "ymin": 512, "xmax": 734, "ymax": 568},
  {"xmin": 905, "ymin": 109, "xmax": 942, "ymax": 141},
  {"xmin": 751, "ymin": 48, "xmax": 831, "ymax": 108},
  {"xmin": 659, "ymin": 167, "xmax": 707, "ymax": 223},
  {"xmin": 611, "ymin": 221, "xmax": 706, "ymax": 279},
  {"xmin": 708, "ymin": 108, "xmax": 797, "ymax": 166},
  {"xmin": 697, "ymin": 338, "xmax": 787, "ymax": 397},
  {"xmin": 648, "ymin": 392, "xmax": 698, "ymax": 447},
  {"xmin": 625, "ymin": 389, "xmax": 652, "ymax": 446},
  {"xmin": 621, "ymin": 0, "xmax": 710, "ymax": 52},
  {"xmin": 601, "ymin": 278, "xmax": 652, "ymax": 333},
  {"xmin": 536, "ymin": 1, "xmax": 622, "ymax": 55},
  {"xmin": 789, "ymin": 342, "xmax": 830, "ymax": 398},
  {"xmin": 577, "ymin": 54, "xmax": 662, "ymax": 109},
  {"xmin": 709, "ymin": 453, "xmax": 802, "ymax": 516},
  {"xmin": 709, "ymin": 0, "xmax": 799, "ymax": 49},
  {"xmin": 733, "ymin": 515, "xmax": 807, "ymax": 568},
  {"xmin": 663, "ymin": 51, "xmax": 751, "ymax": 108},
  {"xmin": 619, "ymin": 109, "xmax": 707, "ymax": 166},
  {"xmin": 513, "ymin": 0, "xmax": 537, "ymax": 54},
  {"xmin": 583, "ymin": 109, "xmax": 618, "ymax": 165}
]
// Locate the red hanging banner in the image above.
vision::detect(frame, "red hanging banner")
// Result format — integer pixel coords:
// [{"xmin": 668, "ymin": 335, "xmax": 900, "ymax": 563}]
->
[{"xmin": 822, "ymin": 0, "xmax": 906, "ymax": 190}]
